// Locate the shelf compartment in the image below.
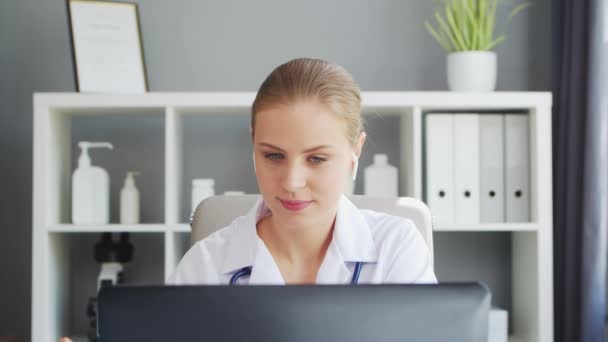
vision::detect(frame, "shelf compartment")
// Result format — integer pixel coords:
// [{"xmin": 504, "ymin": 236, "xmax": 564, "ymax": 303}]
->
[
  {"xmin": 435, "ymin": 231, "xmax": 542, "ymax": 342},
  {"xmin": 420, "ymin": 110, "xmax": 536, "ymax": 225},
  {"xmin": 175, "ymin": 112, "xmax": 257, "ymax": 224},
  {"xmin": 43, "ymin": 232, "xmax": 165, "ymax": 341},
  {"xmin": 357, "ymin": 108, "xmax": 412, "ymax": 197},
  {"xmin": 69, "ymin": 113, "xmax": 166, "ymax": 225}
]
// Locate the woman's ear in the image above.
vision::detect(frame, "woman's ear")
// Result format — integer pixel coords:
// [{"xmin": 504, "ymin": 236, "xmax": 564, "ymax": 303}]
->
[{"xmin": 354, "ymin": 131, "xmax": 367, "ymax": 158}]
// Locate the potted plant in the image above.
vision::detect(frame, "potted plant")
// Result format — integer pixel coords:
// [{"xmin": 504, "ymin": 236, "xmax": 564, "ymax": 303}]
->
[{"xmin": 425, "ymin": 0, "xmax": 531, "ymax": 91}]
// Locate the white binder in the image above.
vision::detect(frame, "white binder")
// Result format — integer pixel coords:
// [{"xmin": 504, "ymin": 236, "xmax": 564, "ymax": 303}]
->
[
  {"xmin": 505, "ymin": 114, "xmax": 530, "ymax": 222},
  {"xmin": 453, "ymin": 114, "xmax": 480, "ymax": 224},
  {"xmin": 479, "ymin": 115, "xmax": 505, "ymax": 222},
  {"xmin": 425, "ymin": 114, "xmax": 454, "ymax": 225}
]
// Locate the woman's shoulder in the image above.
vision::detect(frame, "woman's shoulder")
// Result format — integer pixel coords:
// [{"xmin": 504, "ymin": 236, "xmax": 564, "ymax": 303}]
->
[
  {"xmin": 192, "ymin": 215, "xmax": 246, "ymax": 249},
  {"xmin": 359, "ymin": 209, "xmax": 437, "ymax": 283},
  {"xmin": 359, "ymin": 209, "xmax": 423, "ymax": 244},
  {"xmin": 169, "ymin": 216, "xmax": 247, "ymax": 284}
]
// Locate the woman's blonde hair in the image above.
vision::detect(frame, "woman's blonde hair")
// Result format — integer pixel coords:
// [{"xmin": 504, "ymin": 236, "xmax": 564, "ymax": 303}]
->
[{"xmin": 251, "ymin": 58, "xmax": 363, "ymax": 147}]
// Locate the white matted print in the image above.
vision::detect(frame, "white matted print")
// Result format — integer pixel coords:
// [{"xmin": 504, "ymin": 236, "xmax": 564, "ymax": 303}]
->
[{"xmin": 68, "ymin": 0, "xmax": 148, "ymax": 94}]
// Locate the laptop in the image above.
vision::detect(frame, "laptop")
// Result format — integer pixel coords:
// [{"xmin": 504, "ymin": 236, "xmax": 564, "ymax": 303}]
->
[{"xmin": 98, "ymin": 283, "xmax": 490, "ymax": 342}]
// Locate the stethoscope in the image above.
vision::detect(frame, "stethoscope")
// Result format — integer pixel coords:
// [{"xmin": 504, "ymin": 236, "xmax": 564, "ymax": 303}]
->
[{"xmin": 230, "ymin": 261, "xmax": 364, "ymax": 285}]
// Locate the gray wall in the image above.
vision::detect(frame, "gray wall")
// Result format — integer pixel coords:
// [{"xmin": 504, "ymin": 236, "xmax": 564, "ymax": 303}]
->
[{"xmin": 0, "ymin": 0, "xmax": 551, "ymax": 339}]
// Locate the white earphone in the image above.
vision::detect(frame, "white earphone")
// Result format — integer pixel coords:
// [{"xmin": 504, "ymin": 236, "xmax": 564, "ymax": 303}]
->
[{"xmin": 351, "ymin": 152, "xmax": 359, "ymax": 181}]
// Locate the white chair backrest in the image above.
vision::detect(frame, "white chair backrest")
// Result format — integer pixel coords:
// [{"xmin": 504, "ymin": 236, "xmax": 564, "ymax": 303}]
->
[{"xmin": 190, "ymin": 195, "xmax": 434, "ymax": 265}]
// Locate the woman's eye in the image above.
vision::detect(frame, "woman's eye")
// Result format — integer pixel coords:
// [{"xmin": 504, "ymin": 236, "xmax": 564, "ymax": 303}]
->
[
  {"xmin": 264, "ymin": 153, "xmax": 283, "ymax": 160},
  {"xmin": 309, "ymin": 156, "xmax": 326, "ymax": 164}
]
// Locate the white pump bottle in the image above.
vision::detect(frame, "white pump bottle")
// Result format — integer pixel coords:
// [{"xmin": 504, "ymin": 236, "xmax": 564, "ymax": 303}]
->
[
  {"xmin": 120, "ymin": 171, "xmax": 140, "ymax": 224},
  {"xmin": 72, "ymin": 141, "xmax": 114, "ymax": 224}
]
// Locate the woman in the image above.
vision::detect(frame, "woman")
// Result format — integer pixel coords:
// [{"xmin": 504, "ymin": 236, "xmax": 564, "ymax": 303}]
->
[
  {"xmin": 60, "ymin": 57, "xmax": 435, "ymax": 342},
  {"xmin": 171, "ymin": 58, "xmax": 436, "ymax": 285}
]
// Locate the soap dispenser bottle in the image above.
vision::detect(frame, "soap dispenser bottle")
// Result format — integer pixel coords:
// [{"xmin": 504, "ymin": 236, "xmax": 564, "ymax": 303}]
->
[
  {"xmin": 120, "ymin": 171, "xmax": 140, "ymax": 224},
  {"xmin": 363, "ymin": 154, "xmax": 398, "ymax": 197},
  {"xmin": 72, "ymin": 141, "xmax": 114, "ymax": 224}
]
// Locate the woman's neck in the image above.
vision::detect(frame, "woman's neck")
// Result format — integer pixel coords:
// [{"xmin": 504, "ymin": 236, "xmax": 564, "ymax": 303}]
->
[{"xmin": 257, "ymin": 212, "xmax": 336, "ymax": 270}]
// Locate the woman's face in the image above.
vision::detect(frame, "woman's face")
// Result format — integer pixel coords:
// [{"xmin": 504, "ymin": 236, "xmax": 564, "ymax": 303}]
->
[{"xmin": 253, "ymin": 100, "xmax": 363, "ymax": 228}]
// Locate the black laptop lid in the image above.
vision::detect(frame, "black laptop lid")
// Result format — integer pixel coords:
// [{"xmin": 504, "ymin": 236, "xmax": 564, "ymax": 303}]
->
[{"xmin": 98, "ymin": 283, "xmax": 490, "ymax": 342}]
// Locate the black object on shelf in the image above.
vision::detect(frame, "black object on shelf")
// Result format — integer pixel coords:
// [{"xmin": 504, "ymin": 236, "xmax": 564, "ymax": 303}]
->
[
  {"xmin": 88, "ymin": 232, "xmax": 135, "ymax": 341},
  {"xmin": 116, "ymin": 233, "xmax": 134, "ymax": 263},
  {"xmin": 94, "ymin": 232, "xmax": 135, "ymax": 263}
]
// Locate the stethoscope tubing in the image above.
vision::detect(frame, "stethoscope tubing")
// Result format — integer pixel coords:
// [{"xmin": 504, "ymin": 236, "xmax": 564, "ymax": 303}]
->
[{"xmin": 229, "ymin": 262, "xmax": 363, "ymax": 285}]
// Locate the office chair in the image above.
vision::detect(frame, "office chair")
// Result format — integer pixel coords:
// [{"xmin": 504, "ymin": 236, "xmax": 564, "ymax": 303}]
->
[{"xmin": 190, "ymin": 195, "xmax": 434, "ymax": 266}]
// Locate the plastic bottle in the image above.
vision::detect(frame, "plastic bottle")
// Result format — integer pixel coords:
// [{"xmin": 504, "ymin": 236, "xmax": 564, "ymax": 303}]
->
[
  {"xmin": 363, "ymin": 154, "xmax": 398, "ymax": 196},
  {"xmin": 191, "ymin": 178, "xmax": 215, "ymax": 212},
  {"xmin": 72, "ymin": 142, "xmax": 114, "ymax": 224},
  {"xmin": 120, "ymin": 172, "xmax": 140, "ymax": 224}
]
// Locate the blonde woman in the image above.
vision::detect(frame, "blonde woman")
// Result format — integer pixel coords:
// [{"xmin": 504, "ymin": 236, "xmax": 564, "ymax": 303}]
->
[
  {"xmin": 60, "ymin": 57, "xmax": 435, "ymax": 342},
  {"xmin": 171, "ymin": 58, "xmax": 436, "ymax": 285}
]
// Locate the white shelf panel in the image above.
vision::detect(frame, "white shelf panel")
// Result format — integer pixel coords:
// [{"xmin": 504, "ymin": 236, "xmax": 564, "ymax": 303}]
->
[
  {"xmin": 43, "ymin": 107, "xmax": 166, "ymax": 116},
  {"xmin": 34, "ymin": 91, "xmax": 551, "ymax": 112},
  {"xmin": 34, "ymin": 92, "xmax": 257, "ymax": 109},
  {"xmin": 173, "ymin": 224, "xmax": 191, "ymax": 233},
  {"xmin": 48, "ymin": 224, "xmax": 170, "ymax": 233},
  {"xmin": 434, "ymin": 223, "xmax": 538, "ymax": 232},
  {"xmin": 363, "ymin": 91, "xmax": 551, "ymax": 109}
]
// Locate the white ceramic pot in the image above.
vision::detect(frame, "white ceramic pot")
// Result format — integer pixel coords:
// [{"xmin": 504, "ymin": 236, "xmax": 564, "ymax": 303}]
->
[{"xmin": 446, "ymin": 51, "xmax": 497, "ymax": 91}]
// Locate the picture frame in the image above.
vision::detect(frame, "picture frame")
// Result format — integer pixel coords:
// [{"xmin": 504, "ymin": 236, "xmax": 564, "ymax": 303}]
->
[{"xmin": 66, "ymin": 0, "xmax": 149, "ymax": 94}]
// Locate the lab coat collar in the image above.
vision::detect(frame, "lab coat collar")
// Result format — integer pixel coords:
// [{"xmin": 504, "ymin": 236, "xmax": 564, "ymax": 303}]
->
[
  {"xmin": 220, "ymin": 196, "xmax": 268, "ymax": 276},
  {"xmin": 220, "ymin": 194, "xmax": 379, "ymax": 281},
  {"xmin": 333, "ymin": 194, "xmax": 379, "ymax": 263}
]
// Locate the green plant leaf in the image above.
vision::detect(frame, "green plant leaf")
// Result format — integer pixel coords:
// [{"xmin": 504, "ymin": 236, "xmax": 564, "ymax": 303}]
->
[
  {"xmin": 507, "ymin": 2, "xmax": 532, "ymax": 24},
  {"xmin": 445, "ymin": 2, "xmax": 468, "ymax": 50},
  {"xmin": 463, "ymin": 1, "xmax": 480, "ymax": 49},
  {"xmin": 425, "ymin": 20, "xmax": 452, "ymax": 51},
  {"xmin": 459, "ymin": 0, "xmax": 471, "ymax": 49},
  {"xmin": 479, "ymin": 0, "xmax": 489, "ymax": 50},
  {"xmin": 486, "ymin": 0, "xmax": 499, "ymax": 49},
  {"xmin": 424, "ymin": 0, "xmax": 528, "ymax": 52},
  {"xmin": 482, "ymin": 35, "xmax": 505, "ymax": 50},
  {"xmin": 435, "ymin": 11, "xmax": 461, "ymax": 51}
]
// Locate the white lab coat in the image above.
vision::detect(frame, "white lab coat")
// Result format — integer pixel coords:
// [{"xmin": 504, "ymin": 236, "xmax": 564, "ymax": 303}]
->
[{"xmin": 170, "ymin": 195, "xmax": 437, "ymax": 285}]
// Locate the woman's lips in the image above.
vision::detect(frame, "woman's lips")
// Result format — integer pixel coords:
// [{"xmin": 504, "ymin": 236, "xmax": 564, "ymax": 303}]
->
[{"xmin": 279, "ymin": 199, "xmax": 312, "ymax": 212}]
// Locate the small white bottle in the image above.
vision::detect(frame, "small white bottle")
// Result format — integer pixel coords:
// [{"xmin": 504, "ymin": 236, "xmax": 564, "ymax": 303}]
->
[
  {"xmin": 120, "ymin": 171, "xmax": 140, "ymax": 224},
  {"xmin": 191, "ymin": 178, "xmax": 215, "ymax": 212},
  {"xmin": 72, "ymin": 141, "xmax": 114, "ymax": 224},
  {"xmin": 363, "ymin": 154, "xmax": 398, "ymax": 197}
]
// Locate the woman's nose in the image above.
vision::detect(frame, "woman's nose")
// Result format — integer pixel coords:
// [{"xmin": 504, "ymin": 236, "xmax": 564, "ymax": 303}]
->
[{"xmin": 280, "ymin": 162, "xmax": 307, "ymax": 191}]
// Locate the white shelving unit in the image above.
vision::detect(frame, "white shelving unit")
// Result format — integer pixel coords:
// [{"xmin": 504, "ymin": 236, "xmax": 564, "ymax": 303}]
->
[{"xmin": 32, "ymin": 92, "xmax": 553, "ymax": 342}]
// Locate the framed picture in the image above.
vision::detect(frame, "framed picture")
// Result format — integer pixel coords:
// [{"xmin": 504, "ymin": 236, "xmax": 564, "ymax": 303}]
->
[{"xmin": 66, "ymin": 0, "xmax": 149, "ymax": 94}]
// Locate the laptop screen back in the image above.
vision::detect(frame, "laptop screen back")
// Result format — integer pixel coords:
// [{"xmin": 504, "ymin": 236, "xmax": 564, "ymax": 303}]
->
[{"xmin": 98, "ymin": 283, "xmax": 490, "ymax": 342}]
